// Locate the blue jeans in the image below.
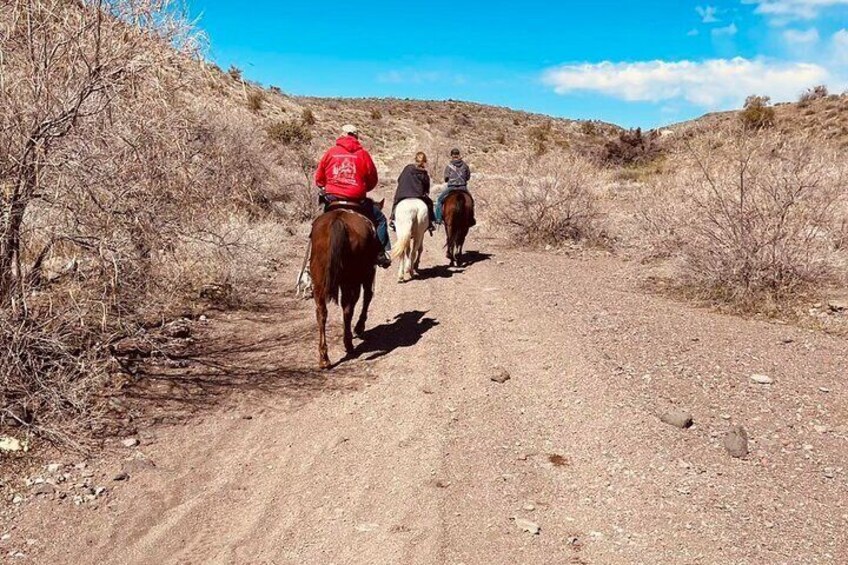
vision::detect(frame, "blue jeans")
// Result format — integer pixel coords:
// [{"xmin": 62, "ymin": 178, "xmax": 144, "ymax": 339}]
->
[{"xmin": 372, "ymin": 203, "xmax": 390, "ymax": 252}]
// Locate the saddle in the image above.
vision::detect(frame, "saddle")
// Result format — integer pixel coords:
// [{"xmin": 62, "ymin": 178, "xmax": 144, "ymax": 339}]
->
[{"xmin": 318, "ymin": 194, "xmax": 378, "ymax": 233}]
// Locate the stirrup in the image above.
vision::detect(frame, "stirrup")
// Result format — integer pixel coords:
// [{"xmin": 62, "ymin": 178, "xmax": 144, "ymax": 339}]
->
[{"xmin": 376, "ymin": 252, "xmax": 392, "ymax": 269}]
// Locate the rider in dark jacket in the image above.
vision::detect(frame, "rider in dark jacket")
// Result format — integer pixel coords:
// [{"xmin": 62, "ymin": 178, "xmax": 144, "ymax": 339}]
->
[
  {"xmin": 390, "ymin": 152, "xmax": 435, "ymax": 233},
  {"xmin": 436, "ymin": 148, "xmax": 475, "ymax": 226}
]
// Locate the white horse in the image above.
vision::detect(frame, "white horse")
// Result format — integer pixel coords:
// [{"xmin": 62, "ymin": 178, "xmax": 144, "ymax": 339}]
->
[{"xmin": 391, "ymin": 198, "xmax": 429, "ymax": 282}]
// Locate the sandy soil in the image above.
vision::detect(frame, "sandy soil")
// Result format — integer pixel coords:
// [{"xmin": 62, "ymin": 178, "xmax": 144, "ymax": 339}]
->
[{"xmin": 2, "ymin": 232, "xmax": 847, "ymax": 564}]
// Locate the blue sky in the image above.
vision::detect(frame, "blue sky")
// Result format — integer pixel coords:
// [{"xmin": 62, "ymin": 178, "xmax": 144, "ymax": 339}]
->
[{"xmin": 187, "ymin": 1, "xmax": 848, "ymax": 127}]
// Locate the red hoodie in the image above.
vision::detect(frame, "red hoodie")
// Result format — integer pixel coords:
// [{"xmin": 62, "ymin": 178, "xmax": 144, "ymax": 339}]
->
[{"xmin": 314, "ymin": 135, "xmax": 378, "ymax": 200}]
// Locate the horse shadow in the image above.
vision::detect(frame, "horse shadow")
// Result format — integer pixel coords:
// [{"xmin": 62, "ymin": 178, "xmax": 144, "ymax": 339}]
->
[
  {"xmin": 346, "ymin": 310, "xmax": 439, "ymax": 362},
  {"xmin": 417, "ymin": 250, "xmax": 493, "ymax": 280}
]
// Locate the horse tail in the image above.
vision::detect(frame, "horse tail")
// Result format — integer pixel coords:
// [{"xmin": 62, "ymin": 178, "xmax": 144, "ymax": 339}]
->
[
  {"xmin": 392, "ymin": 225, "xmax": 412, "ymax": 261},
  {"xmin": 446, "ymin": 193, "xmax": 465, "ymax": 250},
  {"xmin": 325, "ymin": 218, "xmax": 347, "ymax": 304}
]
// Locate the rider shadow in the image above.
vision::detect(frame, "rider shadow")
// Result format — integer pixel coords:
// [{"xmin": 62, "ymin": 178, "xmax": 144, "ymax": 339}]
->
[{"xmin": 347, "ymin": 310, "xmax": 439, "ymax": 362}]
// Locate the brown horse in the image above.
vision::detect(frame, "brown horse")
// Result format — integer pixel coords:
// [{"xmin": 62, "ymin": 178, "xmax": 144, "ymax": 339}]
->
[
  {"xmin": 310, "ymin": 203, "xmax": 382, "ymax": 369},
  {"xmin": 443, "ymin": 190, "xmax": 475, "ymax": 267}
]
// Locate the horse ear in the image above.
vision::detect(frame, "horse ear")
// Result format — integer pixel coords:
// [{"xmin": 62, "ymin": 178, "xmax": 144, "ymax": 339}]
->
[{"xmin": 376, "ymin": 199, "xmax": 385, "ymax": 210}]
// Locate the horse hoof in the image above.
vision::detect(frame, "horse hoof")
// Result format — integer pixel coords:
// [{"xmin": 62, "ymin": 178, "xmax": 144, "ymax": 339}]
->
[
  {"xmin": 320, "ymin": 359, "xmax": 331, "ymax": 370},
  {"xmin": 354, "ymin": 323, "xmax": 366, "ymax": 336}
]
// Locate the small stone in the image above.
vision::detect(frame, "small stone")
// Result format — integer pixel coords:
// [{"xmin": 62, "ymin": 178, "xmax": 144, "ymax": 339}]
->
[
  {"xmin": 823, "ymin": 468, "xmax": 836, "ymax": 479},
  {"xmin": 121, "ymin": 438, "xmax": 139, "ymax": 448},
  {"xmin": 46, "ymin": 463, "xmax": 62, "ymax": 474},
  {"xmin": 12, "ymin": 495, "xmax": 23, "ymax": 504},
  {"xmin": 814, "ymin": 425, "xmax": 829, "ymax": 434},
  {"xmin": 514, "ymin": 517, "xmax": 541, "ymax": 535},
  {"xmin": 828, "ymin": 300, "xmax": 847, "ymax": 313},
  {"xmin": 522, "ymin": 503, "xmax": 536, "ymax": 511},
  {"xmin": 94, "ymin": 487, "xmax": 107, "ymax": 497},
  {"xmin": 491, "ymin": 368, "xmax": 511, "ymax": 384},
  {"xmin": 819, "ymin": 387, "xmax": 831, "ymax": 393},
  {"xmin": 163, "ymin": 320, "xmax": 192, "ymax": 339},
  {"xmin": 112, "ymin": 472, "xmax": 129, "ymax": 482},
  {"xmin": 750, "ymin": 374, "xmax": 773, "ymax": 385},
  {"xmin": 724, "ymin": 426, "xmax": 749, "ymax": 458},
  {"xmin": 31, "ymin": 483, "xmax": 55, "ymax": 496},
  {"xmin": 660, "ymin": 410, "xmax": 693, "ymax": 429}
]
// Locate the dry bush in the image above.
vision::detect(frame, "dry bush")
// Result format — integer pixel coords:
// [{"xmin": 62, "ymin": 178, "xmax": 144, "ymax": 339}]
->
[
  {"xmin": 492, "ymin": 153, "xmax": 606, "ymax": 247},
  {"xmin": 740, "ymin": 95, "xmax": 776, "ymax": 130},
  {"xmin": 799, "ymin": 85, "xmax": 829, "ymax": 106},
  {"xmin": 639, "ymin": 125, "xmax": 848, "ymax": 308},
  {"xmin": 247, "ymin": 90, "xmax": 264, "ymax": 112},
  {"xmin": 370, "ymin": 108, "xmax": 382, "ymax": 120},
  {"xmin": 301, "ymin": 107, "xmax": 316, "ymax": 126},
  {"xmin": 600, "ymin": 128, "xmax": 662, "ymax": 167},
  {"xmin": 228, "ymin": 65, "xmax": 243, "ymax": 81},
  {"xmin": 0, "ymin": 0, "xmax": 295, "ymax": 445},
  {"xmin": 527, "ymin": 121, "xmax": 553, "ymax": 156},
  {"xmin": 267, "ymin": 119, "xmax": 312, "ymax": 147}
]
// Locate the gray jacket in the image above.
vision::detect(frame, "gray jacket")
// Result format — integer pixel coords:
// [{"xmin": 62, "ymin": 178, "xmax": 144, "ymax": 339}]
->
[{"xmin": 444, "ymin": 159, "xmax": 471, "ymax": 189}]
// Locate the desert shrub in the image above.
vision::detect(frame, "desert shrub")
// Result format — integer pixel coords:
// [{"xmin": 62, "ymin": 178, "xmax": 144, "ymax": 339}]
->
[
  {"xmin": 0, "ymin": 0, "xmax": 292, "ymax": 444},
  {"xmin": 639, "ymin": 125, "xmax": 848, "ymax": 308},
  {"xmin": 799, "ymin": 85, "xmax": 829, "ymax": 106},
  {"xmin": 495, "ymin": 132, "xmax": 506, "ymax": 145},
  {"xmin": 301, "ymin": 107, "xmax": 316, "ymax": 125},
  {"xmin": 528, "ymin": 121, "xmax": 553, "ymax": 156},
  {"xmin": 740, "ymin": 95, "xmax": 776, "ymax": 130},
  {"xmin": 493, "ymin": 152, "xmax": 606, "ymax": 246},
  {"xmin": 581, "ymin": 121, "xmax": 598, "ymax": 136},
  {"xmin": 267, "ymin": 119, "xmax": 313, "ymax": 146},
  {"xmin": 228, "ymin": 65, "xmax": 243, "ymax": 81},
  {"xmin": 600, "ymin": 128, "xmax": 661, "ymax": 167},
  {"xmin": 269, "ymin": 85, "xmax": 282, "ymax": 94},
  {"xmin": 370, "ymin": 108, "xmax": 382, "ymax": 120},
  {"xmin": 247, "ymin": 90, "xmax": 264, "ymax": 112}
]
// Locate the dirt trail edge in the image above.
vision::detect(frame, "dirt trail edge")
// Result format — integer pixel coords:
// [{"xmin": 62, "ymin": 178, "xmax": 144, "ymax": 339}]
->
[{"xmin": 6, "ymin": 235, "xmax": 848, "ymax": 564}]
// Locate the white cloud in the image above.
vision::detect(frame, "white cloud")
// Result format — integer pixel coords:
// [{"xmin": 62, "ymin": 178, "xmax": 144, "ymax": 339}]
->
[
  {"xmin": 783, "ymin": 28, "xmax": 820, "ymax": 44},
  {"xmin": 542, "ymin": 57, "xmax": 829, "ymax": 107},
  {"xmin": 712, "ymin": 23, "xmax": 739, "ymax": 37},
  {"xmin": 744, "ymin": 0, "xmax": 848, "ymax": 21},
  {"xmin": 696, "ymin": 5, "xmax": 720, "ymax": 22},
  {"xmin": 833, "ymin": 29, "xmax": 848, "ymax": 62}
]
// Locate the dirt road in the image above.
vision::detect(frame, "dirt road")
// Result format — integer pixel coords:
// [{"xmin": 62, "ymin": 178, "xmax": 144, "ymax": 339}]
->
[{"xmin": 6, "ymin": 233, "xmax": 848, "ymax": 564}]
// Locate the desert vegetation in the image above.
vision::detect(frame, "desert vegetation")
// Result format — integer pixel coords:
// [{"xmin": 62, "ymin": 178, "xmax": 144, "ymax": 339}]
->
[
  {"xmin": 637, "ymin": 125, "xmax": 847, "ymax": 310},
  {"xmin": 0, "ymin": 0, "xmax": 298, "ymax": 445},
  {"xmin": 2, "ymin": 0, "xmax": 847, "ymax": 454}
]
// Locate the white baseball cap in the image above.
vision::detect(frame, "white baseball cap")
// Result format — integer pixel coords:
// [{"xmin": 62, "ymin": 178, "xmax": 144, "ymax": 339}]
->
[{"xmin": 342, "ymin": 124, "xmax": 358, "ymax": 135}]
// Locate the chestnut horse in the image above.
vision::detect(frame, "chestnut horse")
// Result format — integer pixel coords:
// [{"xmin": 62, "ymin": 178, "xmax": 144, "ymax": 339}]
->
[
  {"xmin": 443, "ymin": 190, "xmax": 475, "ymax": 267},
  {"xmin": 309, "ymin": 204, "xmax": 381, "ymax": 369}
]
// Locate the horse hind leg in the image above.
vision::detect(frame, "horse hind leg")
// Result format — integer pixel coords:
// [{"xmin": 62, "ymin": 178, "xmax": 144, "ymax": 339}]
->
[
  {"xmin": 315, "ymin": 294, "xmax": 331, "ymax": 369},
  {"xmin": 355, "ymin": 270, "xmax": 374, "ymax": 337},
  {"xmin": 341, "ymin": 284, "xmax": 360, "ymax": 355}
]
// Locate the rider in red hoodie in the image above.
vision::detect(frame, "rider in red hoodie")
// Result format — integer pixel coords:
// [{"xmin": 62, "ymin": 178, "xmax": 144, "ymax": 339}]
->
[{"xmin": 315, "ymin": 125, "xmax": 391, "ymax": 267}]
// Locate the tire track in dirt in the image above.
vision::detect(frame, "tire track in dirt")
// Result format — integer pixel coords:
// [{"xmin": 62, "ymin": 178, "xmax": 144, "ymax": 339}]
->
[{"xmin": 8, "ymin": 234, "xmax": 848, "ymax": 564}]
